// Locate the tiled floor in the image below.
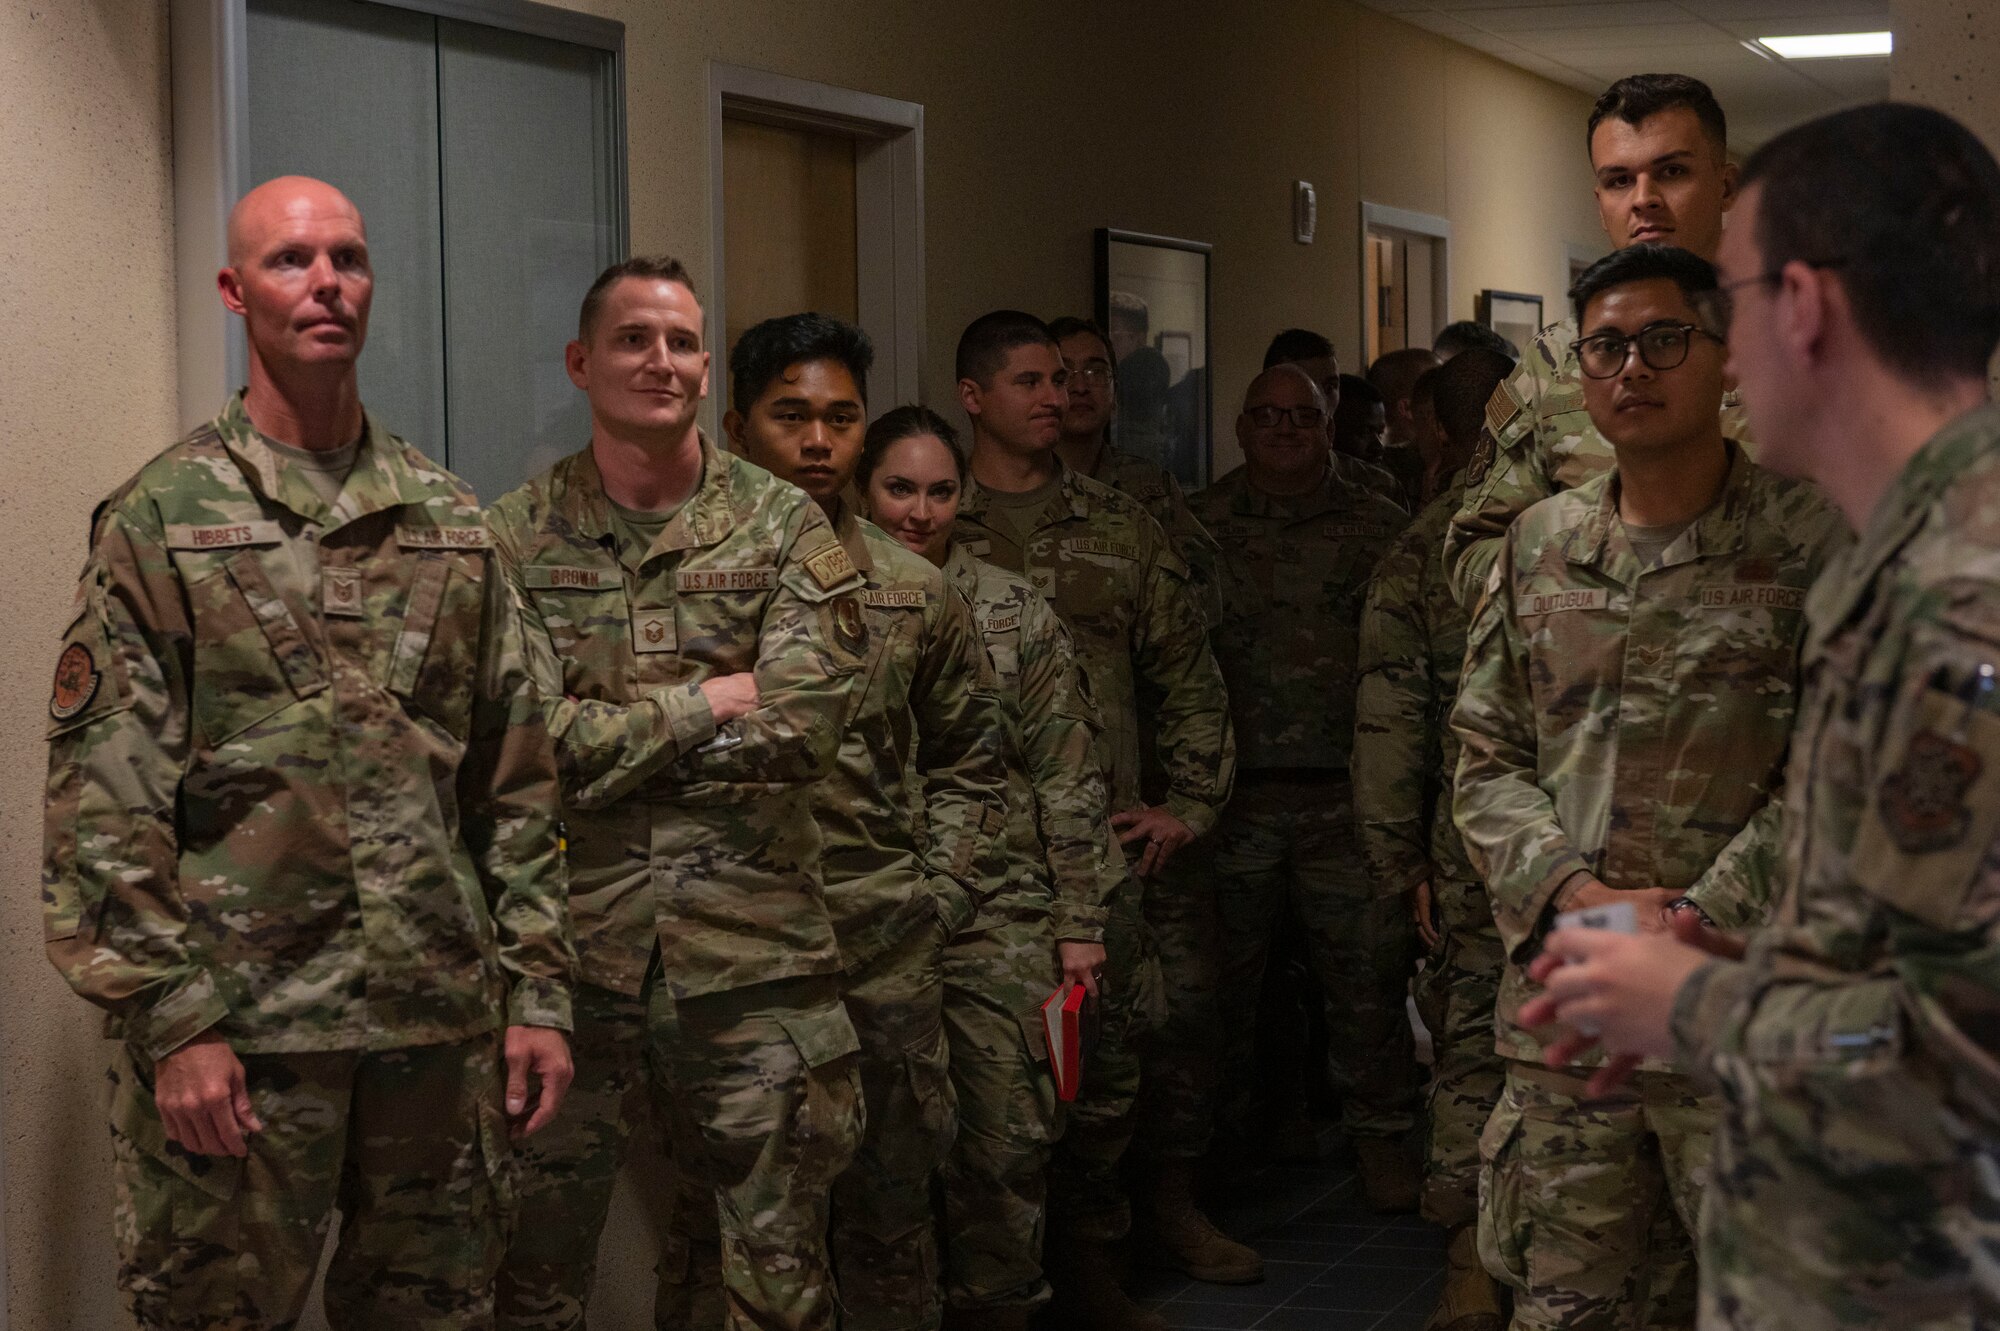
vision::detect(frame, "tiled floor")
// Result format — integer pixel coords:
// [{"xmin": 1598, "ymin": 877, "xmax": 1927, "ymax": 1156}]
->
[{"xmin": 1131, "ymin": 1154, "xmax": 1445, "ymax": 1331}]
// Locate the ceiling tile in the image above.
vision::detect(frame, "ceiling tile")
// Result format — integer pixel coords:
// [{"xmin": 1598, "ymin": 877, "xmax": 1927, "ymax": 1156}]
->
[{"xmin": 1448, "ymin": 3, "xmax": 1692, "ymax": 31}]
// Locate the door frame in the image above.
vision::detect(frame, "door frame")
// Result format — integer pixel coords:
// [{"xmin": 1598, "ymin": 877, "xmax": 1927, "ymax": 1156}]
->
[
  {"xmin": 1359, "ymin": 202, "xmax": 1451, "ymax": 365},
  {"xmin": 707, "ymin": 63, "xmax": 925, "ymax": 427},
  {"xmin": 168, "ymin": 0, "xmax": 625, "ymax": 432}
]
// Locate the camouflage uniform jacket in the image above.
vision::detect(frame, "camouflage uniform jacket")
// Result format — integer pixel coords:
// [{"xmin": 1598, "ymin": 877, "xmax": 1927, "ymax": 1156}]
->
[
  {"xmin": 956, "ymin": 464, "xmax": 1234, "ymax": 833},
  {"xmin": 43, "ymin": 394, "xmax": 573, "ymax": 1062},
  {"xmin": 1191, "ymin": 463, "xmax": 1406, "ymax": 772},
  {"xmin": 816, "ymin": 507, "xmax": 1010, "ymax": 961},
  {"xmin": 1451, "ymin": 445, "xmax": 1844, "ymax": 1062},
  {"xmin": 944, "ymin": 540, "xmax": 1116, "ymax": 943},
  {"xmin": 488, "ymin": 439, "xmax": 864, "ymax": 1000},
  {"xmin": 1671, "ymin": 404, "xmax": 2000, "ymax": 1316},
  {"xmin": 1354, "ymin": 472, "xmax": 1476, "ymax": 896},
  {"xmin": 1443, "ymin": 314, "xmax": 1753, "ymax": 606},
  {"xmin": 1076, "ymin": 440, "xmax": 1222, "ymax": 606}
]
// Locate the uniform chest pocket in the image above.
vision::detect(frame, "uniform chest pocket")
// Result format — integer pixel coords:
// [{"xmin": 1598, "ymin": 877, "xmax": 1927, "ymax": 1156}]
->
[
  {"xmin": 387, "ymin": 554, "xmax": 486, "ymax": 740},
  {"xmin": 187, "ymin": 551, "xmax": 324, "ymax": 745}
]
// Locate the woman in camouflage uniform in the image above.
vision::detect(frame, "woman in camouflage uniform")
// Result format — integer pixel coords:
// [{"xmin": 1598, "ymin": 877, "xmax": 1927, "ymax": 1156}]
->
[{"xmin": 861, "ymin": 407, "xmax": 1117, "ymax": 1331}]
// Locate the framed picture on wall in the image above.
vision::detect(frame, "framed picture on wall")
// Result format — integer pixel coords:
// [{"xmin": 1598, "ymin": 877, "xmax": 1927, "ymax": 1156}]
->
[
  {"xmin": 1095, "ymin": 229, "xmax": 1213, "ymax": 489},
  {"xmin": 1477, "ymin": 289, "xmax": 1544, "ymax": 358}
]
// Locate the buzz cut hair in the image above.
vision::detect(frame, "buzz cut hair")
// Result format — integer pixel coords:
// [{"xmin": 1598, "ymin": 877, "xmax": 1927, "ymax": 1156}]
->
[
  {"xmin": 956, "ymin": 310, "xmax": 1058, "ymax": 386},
  {"xmin": 1588, "ymin": 73, "xmax": 1727, "ymax": 156},
  {"xmin": 577, "ymin": 255, "xmax": 697, "ymax": 343},
  {"xmin": 1263, "ymin": 328, "xmax": 1335, "ymax": 369},
  {"xmin": 1047, "ymin": 315, "xmax": 1116, "ymax": 368},
  {"xmin": 1568, "ymin": 242, "xmax": 1720, "ymax": 331}
]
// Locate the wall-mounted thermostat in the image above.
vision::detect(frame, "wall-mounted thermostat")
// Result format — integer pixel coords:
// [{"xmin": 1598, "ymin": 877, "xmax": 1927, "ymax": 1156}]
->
[{"xmin": 1294, "ymin": 180, "xmax": 1317, "ymax": 245}]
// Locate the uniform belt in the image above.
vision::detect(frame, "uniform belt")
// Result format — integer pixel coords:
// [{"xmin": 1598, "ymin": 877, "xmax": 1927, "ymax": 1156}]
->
[{"xmin": 1239, "ymin": 766, "xmax": 1347, "ymax": 786}]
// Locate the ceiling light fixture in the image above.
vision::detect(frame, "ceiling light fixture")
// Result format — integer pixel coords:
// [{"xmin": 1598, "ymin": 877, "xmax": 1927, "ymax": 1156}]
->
[{"xmin": 1758, "ymin": 31, "xmax": 1893, "ymax": 59}]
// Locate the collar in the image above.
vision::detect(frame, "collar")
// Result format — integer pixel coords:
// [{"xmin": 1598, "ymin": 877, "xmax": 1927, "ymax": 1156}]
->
[
  {"xmin": 830, "ymin": 501, "xmax": 877, "ymax": 575},
  {"xmin": 213, "ymin": 391, "xmax": 466, "ymax": 529},
  {"xmin": 1561, "ymin": 440, "xmax": 1755, "ymax": 580},
  {"xmin": 1213, "ymin": 459, "xmax": 1361, "ymax": 521},
  {"xmin": 548, "ymin": 432, "xmax": 737, "ymax": 565},
  {"xmin": 1815, "ymin": 402, "xmax": 2000, "ymax": 635},
  {"xmin": 959, "ymin": 458, "xmax": 1092, "ymax": 526}
]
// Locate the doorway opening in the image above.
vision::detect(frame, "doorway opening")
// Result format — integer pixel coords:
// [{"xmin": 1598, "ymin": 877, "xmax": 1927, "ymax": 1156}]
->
[{"xmin": 1360, "ymin": 203, "xmax": 1451, "ymax": 367}]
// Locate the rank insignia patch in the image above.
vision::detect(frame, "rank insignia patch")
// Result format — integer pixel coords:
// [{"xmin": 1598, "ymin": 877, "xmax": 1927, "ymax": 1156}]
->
[
  {"xmin": 1879, "ymin": 729, "xmax": 1982, "ymax": 853},
  {"xmin": 50, "ymin": 642, "xmax": 100, "ymax": 721}
]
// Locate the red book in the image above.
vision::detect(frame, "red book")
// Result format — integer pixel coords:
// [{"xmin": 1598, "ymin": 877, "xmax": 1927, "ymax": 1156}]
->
[{"xmin": 1041, "ymin": 982, "xmax": 1098, "ymax": 1102}]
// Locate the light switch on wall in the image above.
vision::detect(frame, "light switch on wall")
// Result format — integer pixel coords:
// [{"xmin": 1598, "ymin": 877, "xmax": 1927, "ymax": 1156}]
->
[{"xmin": 1294, "ymin": 179, "xmax": 1317, "ymax": 244}]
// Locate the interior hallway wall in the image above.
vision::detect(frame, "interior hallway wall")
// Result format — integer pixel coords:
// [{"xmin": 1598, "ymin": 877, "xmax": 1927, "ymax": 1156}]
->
[{"xmin": 0, "ymin": 2, "xmax": 1607, "ymax": 1327}]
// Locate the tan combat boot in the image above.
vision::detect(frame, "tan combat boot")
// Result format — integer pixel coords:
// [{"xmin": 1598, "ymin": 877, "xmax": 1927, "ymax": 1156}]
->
[
  {"xmin": 1424, "ymin": 1225, "xmax": 1507, "ymax": 1331},
  {"xmin": 1139, "ymin": 1161, "xmax": 1266, "ymax": 1284},
  {"xmin": 1042, "ymin": 1236, "xmax": 1168, "ymax": 1331},
  {"xmin": 1352, "ymin": 1135, "xmax": 1421, "ymax": 1214}
]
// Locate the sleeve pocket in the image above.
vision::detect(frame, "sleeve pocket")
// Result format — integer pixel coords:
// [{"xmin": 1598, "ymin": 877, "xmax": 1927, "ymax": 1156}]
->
[{"xmin": 1851, "ymin": 688, "xmax": 2000, "ymax": 931}]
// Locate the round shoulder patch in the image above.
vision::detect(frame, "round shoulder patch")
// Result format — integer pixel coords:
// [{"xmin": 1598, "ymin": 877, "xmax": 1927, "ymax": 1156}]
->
[{"xmin": 50, "ymin": 642, "xmax": 100, "ymax": 721}]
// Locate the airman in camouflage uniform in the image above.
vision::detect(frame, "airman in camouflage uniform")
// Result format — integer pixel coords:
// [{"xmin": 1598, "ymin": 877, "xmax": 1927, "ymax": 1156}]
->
[
  {"xmin": 718, "ymin": 316, "xmax": 1012, "ymax": 1331},
  {"xmin": 491, "ymin": 267, "xmax": 867, "ymax": 1331},
  {"xmin": 1191, "ymin": 366, "xmax": 1417, "ymax": 1216},
  {"xmin": 1442, "ymin": 73, "xmax": 1747, "ymax": 606},
  {"xmin": 1354, "ymin": 470, "xmax": 1502, "ymax": 1240},
  {"xmin": 1523, "ymin": 106, "xmax": 2000, "ymax": 1331},
  {"xmin": 1451, "ymin": 248, "xmax": 1844, "ymax": 1331},
  {"xmin": 938, "ymin": 539, "xmax": 1117, "ymax": 1320},
  {"xmin": 953, "ymin": 310, "xmax": 1233, "ymax": 1331},
  {"xmin": 43, "ymin": 177, "xmax": 575, "ymax": 1331}
]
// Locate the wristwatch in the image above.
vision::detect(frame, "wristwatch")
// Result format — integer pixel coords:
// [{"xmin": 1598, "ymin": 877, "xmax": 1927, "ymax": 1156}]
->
[{"xmin": 1666, "ymin": 897, "xmax": 1714, "ymax": 927}]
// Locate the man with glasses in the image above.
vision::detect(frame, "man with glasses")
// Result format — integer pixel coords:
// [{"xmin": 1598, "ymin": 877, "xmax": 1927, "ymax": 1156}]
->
[
  {"xmin": 1049, "ymin": 315, "xmax": 1219, "ymax": 599},
  {"xmin": 1450, "ymin": 244, "xmax": 1842, "ymax": 1330},
  {"xmin": 953, "ymin": 310, "xmax": 1235, "ymax": 1331},
  {"xmin": 1520, "ymin": 103, "xmax": 2000, "ymax": 1330},
  {"xmin": 1444, "ymin": 73, "xmax": 1745, "ymax": 606},
  {"xmin": 1188, "ymin": 366, "xmax": 1417, "ymax": 1214}
]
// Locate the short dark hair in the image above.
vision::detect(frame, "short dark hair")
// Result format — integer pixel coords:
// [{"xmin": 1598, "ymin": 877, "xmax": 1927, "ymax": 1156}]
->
[
  {"xmin": 1434, "ymin": 320, "xmax": 1518, "ymax": 362},
  {"xmin": 1048, "ymin": 315, "xmax": 1116, "ymax": 369},
  {"xmin": 577, "ymin": 255, "xmax": 697, "ymax": 342},
  {"xmin": 1743, "ymin": 102, "xmax": 2000, "ymax": 386},
  {"xmin": 1432, "ymin": 349, "xmax": 1515, "ymax": 450},
  {"xmin": 1333, "ymin": 373, "xmax": 1383, "ymax": 434},
  {"xmin": 1569, "ymin": 242, "xmax": 1720, "ymax": 329},
  {"xmin": 1367, "ymin": 347, "xmax": 1439, "ymax": 405},
  {"xmin": 1410, "ymin": 365, "xmax": 1441, "ymax": 409},
  {"xmin": 1588, "ymin": 74, "xmax": 1726, "ymax": 155},
  {"xmin": 956, "ymin": 310, "xmax": 1057, "ymax": 385},
  {"xmin": 858, "ymin": 405, "xmax": 966, "ymax": 490},
  {"xmin": 1263, "ymin": 328, "xmax": 1335, "ymax": 369},
  {"xmin": 729, "ymin": 312, "xmax": 874, "ymax": 411}
]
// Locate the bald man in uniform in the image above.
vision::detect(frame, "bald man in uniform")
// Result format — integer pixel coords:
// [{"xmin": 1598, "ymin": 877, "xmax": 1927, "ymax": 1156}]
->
[{"xmin": 42, "ymin": 176, "xmax": 575, "ymax": 1329}]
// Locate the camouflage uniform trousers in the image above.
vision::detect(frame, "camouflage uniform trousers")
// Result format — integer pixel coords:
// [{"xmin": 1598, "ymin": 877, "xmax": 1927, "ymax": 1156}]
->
[
  {"xmin": 1207, "ymin": 775, "xmax": 1419, "ymax": 1142},
  {"xmin": 1046, "ymin": 870, "xmax": 1166, "ymax": 1243},
  {"xmin": 1414, "ymin": 878, "xmax": 1506, "ymax": 1230},
  {"xmin": 108, "ymin": 1032, "xmax": 511, "ymax": 1331},
  {"xmin": 1132, "ymin": 843, "xmax": 1226, "ymax": 1166},
  {"xmin": 825, "ymin": 912, "xmax": 957, "ymax": 1329},
  {"xmin": 937, "ymin": 912, "xmax": 1062, "ymax": 1311},
  {"xmin": 1479, "ymin": 1064, "xmax": 1715, "ymax": 1331},
  {"xmin": 500, "ymin": 970, "xmax": 861, "ymax": 1331}
]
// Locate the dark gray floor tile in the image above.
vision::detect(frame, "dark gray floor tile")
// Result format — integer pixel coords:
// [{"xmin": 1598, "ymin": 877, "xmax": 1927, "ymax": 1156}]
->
[
  {"xmin": 1157, "ymin": 1299, "xmax": 1272, "ymax": 1329},
  {"xmin": 1334, "ymin": 1242, "xmax": 1446, "ymax": 1271},
  {"xmin": 1293, "ymin": 1263, "xmax": 1433, "ymax": 1313},
  {"xmin": 1176, "ymin": 1260, "xmax": 1329, "ymax": 1307},
  {"xmin": 1247, "ymin": 1307, "xmax": 1386, "ymax": 1330}
]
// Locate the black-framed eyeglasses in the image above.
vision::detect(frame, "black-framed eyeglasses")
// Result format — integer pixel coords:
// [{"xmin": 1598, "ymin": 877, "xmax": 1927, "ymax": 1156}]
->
[
  {"xmin": 1066, "ymin": 364, "xmax": 1113, "ymax": 386},
  {"xmin": 1245, "ymin": 404, "xmax": 1327, "ymax": 429},
  {"xmin": 1573, "ymin": 320, "xmax": 1724, "ymax": 380},
  {"xmin": 1692, "ymin": 257, "xmax": 1849, "ymax": 333}
]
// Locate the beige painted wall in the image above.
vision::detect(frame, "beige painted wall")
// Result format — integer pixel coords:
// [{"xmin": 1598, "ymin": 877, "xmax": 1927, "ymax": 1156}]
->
[
  {"xmin": 1892, "ymin": 0, "xmax": 2000, "ymax": 155},
  {"xmin": 2, "ymin": 2, "xmax": 1606, "ymax": 1327}
]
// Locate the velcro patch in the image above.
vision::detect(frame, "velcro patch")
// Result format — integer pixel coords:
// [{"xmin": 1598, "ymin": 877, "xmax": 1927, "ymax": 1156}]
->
[
  {"xmin": 863, "ymin": 589, "xmax": 926, "ymax": 609},
  {"xmin": 524, "ymin": 565, "xmax": 615, "ymax": 591},
  {"xmin": 679, "ymin": 568, "xmax": 777, "ymax": 593},
  {"xmin": 322, "ymin": 566, "xmax": 365, "ymax": 618},
  {"xmin": 984, "ymin": 611, "xmax": 1021, "ymax": 634},
  {"xmin": 1518, "ymin": 588, "xmax": 1608, "ymax": 616},
  {"xmin": 961, "ymin": 538, "xmax": 993, "ymax": 558},
  {"xmin": 1698, "ymin": 584, "xmax": 1805, "ymax": 612},
  {"xmin": 49, "ymin": 642, "xmax": 99, "ymax": 720},
  {"xmin": 1062, "ymin": 537, "xmax": 1139, "ymax": 561},
  {"xmin": 1485, "ymin": 380, "xmax": 1525, "ymax": 440},
  {"xmin": 632, "ymin": 609, "xmax": 677, "ymax": 654},
  {"xmin": 166, "ymin": 521, "xmax": 284, "ymax": 550},
  {"xmin": 397, "ymin": 524, "xmax": 491, "ymax": 551},
  {"xmin": 802, "ymin": 542, "xmax": 859, "ymax": 591}
]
